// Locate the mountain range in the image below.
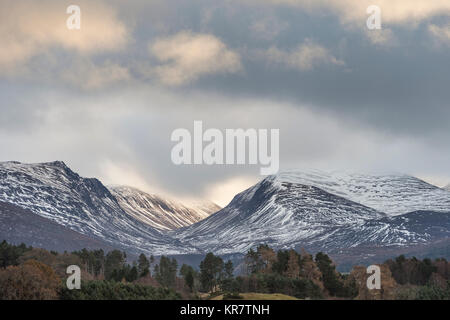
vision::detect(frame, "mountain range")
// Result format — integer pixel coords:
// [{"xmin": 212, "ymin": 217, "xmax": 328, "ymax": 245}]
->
[
  {"xmin": 0, "ymin": 161, "xmax": 449, "ymax": 267},
  {"xmin": 173, "ymin": 172, "xmax": 450, "ymax": 255},
  {"xmin": 0, "ymin": 161, "xmax": 216, "ymax": 255}
]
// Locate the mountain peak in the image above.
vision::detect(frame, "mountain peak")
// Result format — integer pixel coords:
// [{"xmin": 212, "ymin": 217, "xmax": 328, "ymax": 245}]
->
[
  {"xmin": 0, "ymin": 160, "xmax": 69, "ymax": 170},
  {"xmin": 269, "ymin": 169, "xmax": 450, "ymax": 216},
  {"xmin": 0, "ymin": 160, "xmax": 190, "ymax": 255},
  {"xmin": 1, "ymin": 161, "xmax": 21, "ymax": 165},
  {"xmin": 109, "ymin": 185, "xmax": 219, "ymax": 231},
  {"xmin": 45, "ymin": 160, "xmax": 68, "ymax": 168}
]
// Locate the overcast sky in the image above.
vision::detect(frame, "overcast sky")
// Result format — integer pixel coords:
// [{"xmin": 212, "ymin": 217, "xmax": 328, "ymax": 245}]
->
[{"xmin": 1, "ymin": 0, "xmax": 449, "ymax": 206}]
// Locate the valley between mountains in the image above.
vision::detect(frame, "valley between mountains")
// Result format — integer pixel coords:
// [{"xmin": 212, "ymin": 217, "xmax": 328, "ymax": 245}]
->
[{"xmin": 0, "ymin": 161, "xmax": 449, "ymax": 269}]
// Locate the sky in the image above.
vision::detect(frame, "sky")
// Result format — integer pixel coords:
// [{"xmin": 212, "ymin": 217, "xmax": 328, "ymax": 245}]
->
[{"xmin": 0, "ymin": 0, "xmax": 449, "ymax": 206}]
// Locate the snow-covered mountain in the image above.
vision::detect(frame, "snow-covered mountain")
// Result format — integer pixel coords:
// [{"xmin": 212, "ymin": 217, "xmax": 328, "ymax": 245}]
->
[
  {"xmin": 174, "ymin": 171, "xmax": 450, "ymax": 255},
  {"xmin": 0, "ymin": 161, "xmax": 193, "ymax": 255},
  {"xmin": 173, "ymin": 176, "xmax": 384, "ymax": 254},
  {"xmin": 109, "ymin": 185, "xmax": 220, "ymax": 231},
  {"xmin": 315, "ymin": 210, "xmax": 450, "ymax": 250},
  {"xmin": 444, "ymin": 184, "xmax": 450, "ymax": 192},
  {"xmin": 0, "ymin": 201, "xmax": 115, "ymax": 253},
  {"xmin": 1, "ymin": 162, "xmax": 448, "ymax": 264},
  {"xmin": 274, "ymin": 170, "xmax": 450, "ymax": 216}
]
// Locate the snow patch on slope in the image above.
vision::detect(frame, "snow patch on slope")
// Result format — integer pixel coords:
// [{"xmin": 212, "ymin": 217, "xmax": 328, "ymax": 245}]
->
[
  {"xmin": 0, "ymin": 161, "xmax": 196, "ymax": 255},
  {"xmin": 274, "ymin": 169, "xmax": 450, "ymax": 216},
  {"xmin": 109, "ymin": 186, "xmax": 220, "ymax": 231}
]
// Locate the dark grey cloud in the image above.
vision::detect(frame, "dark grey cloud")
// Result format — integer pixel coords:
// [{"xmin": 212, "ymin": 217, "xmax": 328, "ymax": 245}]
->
[{"xmin": 110, "ymin": 0, "xmax": 450, "ymax": 136}]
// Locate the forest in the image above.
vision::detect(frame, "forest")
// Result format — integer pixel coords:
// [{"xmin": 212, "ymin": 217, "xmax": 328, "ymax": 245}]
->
[{"xmin": 0, "ymin": 240, "xmax": 449, "ymax": 300}]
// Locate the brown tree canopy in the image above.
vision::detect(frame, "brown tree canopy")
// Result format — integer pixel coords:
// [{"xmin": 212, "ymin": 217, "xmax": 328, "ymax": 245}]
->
[{"xmin": 0, "ymin": 259, "xmax": 61, "ymax": 300}]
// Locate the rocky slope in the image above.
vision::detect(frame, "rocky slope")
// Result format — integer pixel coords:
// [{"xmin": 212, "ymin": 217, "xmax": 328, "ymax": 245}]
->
[
  {"xmin": 110, "ymin": 186, "xmax": 219, "ymax": 231},
  {"xmin": 0, "ymin": 161, "xmax": 193, "ymax": 255},
  {"xmin": 0, "ymin": 201, "xmax": 115, "ymax": 253},
  {"xmin": 1, "ymin": 162, "xmax": 448, "ymax": 264},
  {"xmin": 274, "ymin": 170, "xmax": 450, "ymax": 216},
  {"xmin": 174, "ymin": 172, "xmax": 450, "ymax": 255}
]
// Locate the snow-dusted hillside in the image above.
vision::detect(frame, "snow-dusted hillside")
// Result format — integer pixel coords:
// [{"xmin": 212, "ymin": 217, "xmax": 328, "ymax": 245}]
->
[
  {"xmin": 0, "ymin": 161, "xmax": 194, "ymax": 255},
  {"xmin": 174, "ymin": 177, "xmax": 387, "ymax": 253},
  {"xmin": 274, "ymin": 170, "xmax": 450, "ymax": 216},
  {"xmin": 0, "ymin": 201, "xmax": 115, "ymax": 253},
  {"xmin": 0, "ymin": 162, "xmax": 448, "ymax": 262},
  {"xmin": 314, "ymin": 211, "xmax": 450, "ymax": 250},
  {"xmin": 174, "ymin": 173, "xmax": 450, "ymax": 254},
  {"xmin": 110, "ymin": 186, "xmax": 220, "ymax": 231}
]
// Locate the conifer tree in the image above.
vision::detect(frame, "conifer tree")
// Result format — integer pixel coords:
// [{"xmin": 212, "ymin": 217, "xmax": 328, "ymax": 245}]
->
[{"xmin": 138, "ymin": 253, "xmax": 150, "ymax": 277}]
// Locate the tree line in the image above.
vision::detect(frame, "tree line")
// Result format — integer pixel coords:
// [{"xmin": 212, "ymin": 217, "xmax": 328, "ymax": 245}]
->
[{"xmin": 0, "ymin": 240, "xmax": 449, "ymax": 300}]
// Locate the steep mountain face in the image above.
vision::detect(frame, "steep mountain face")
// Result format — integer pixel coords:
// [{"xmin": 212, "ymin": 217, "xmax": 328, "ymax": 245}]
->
[
  {"xmin": 445, "ymin": 184, "xmax": 450, "ymax": 192},
  {"xmin": 314, "ymin": 211, "xmax": 450, "ymax": 251},
  {"xmin": 0, "ymin": 161, "xmax": 194, "ymax": 255},
  {"xmin": 0, "ymin": 201, "xmax": 115, "ymax": 253},
  {"xmin": 1, "ymin": 162, "xmax": 448, "ymax": 265},
  {"xmin": 174, "ymin": 177, "xmax": 387, "ymax": 254},
  {"xmin": 109, "ymin": 186, "xmax": 220, "ymax": 231},
  {"xmin": 174, "ymin": 172, "xmax": 450, "ymax": 255},
  {"xmin": 274, "ymin": 170, "xmax": 450, "ymax": 216}
]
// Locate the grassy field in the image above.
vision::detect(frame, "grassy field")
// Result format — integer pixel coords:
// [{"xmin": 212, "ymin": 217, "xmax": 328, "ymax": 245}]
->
[{"xmin": 211, "ymin": 293, "xmax": 299, "ymax": 300}]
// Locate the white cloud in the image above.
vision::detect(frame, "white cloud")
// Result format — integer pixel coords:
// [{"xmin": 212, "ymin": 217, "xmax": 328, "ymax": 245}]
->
[
  {"xmin": 428, "ymin": 24, "xmax": 450, "ymax": 46},
  {"xmin": 264, "ymin": 40, "xmax": 344, "ymax": 71},
  {"xmin": 205, "ymin": 176, "xmax": 259, "ymax": 207},
  {"xmin": 365, "ymin": 28, "xmax": 396, "ymax": 46},
  {"xmin": 244, "ymin": 0, "xmax": 450, "ymax": 25},
  {"xmin": 61, "ymin": 60, "xmax": 131, "ymax": 90},
  {"xmin": 250, "ymin": 16, "xmax": 289, "ymax": 40},
  {"xmin": 100, "ymin": 160, "xmax": 153, "ymax": 192},
  {"xmin": 243, "ymin": 0, "xmax": 450, "ymax": 46},
  {"xmin": 149, "ymin": 31, "xmax": 242, "ymax": 85},
  {"xmin": 0, "ymin": 0, "xmax": 129, "ymax": 73}
]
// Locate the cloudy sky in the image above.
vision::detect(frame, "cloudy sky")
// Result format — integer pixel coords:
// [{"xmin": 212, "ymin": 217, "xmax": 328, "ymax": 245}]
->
[{"xmin": 0, "ymin": 0, "xmax": 449, "ymax": 206}]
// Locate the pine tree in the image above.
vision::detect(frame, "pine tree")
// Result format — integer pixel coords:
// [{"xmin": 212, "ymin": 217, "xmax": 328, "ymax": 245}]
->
[
  {"xmin": 105, "ymin": 250, "xmax": 125, "ymax": 280},
  {"xmin": 224, "ymin": 260, "xmax": 234, "ymax": 279},
  {"xmin": 200, "ymin": 252, "xmax": 224, "ymax": 292},
  {"xmin": 154, "ymin": 256, "xmax": 178, "ymax": 288},
  {"xmin": 315, "ymin": 252, "xmax": 344, "ymax": 296},
  {"xmin": 127, "ymin": 266, "xmax": 139, "ymax": 282},
  {"xmin": 272, "ymin": 250, "xmax": 290, "ymax": 275},
  {"xmin": 138, "ymin": 253, "xmax": 150, "ymax": 277},
  {"xmin": 180, "ymin": 264, "xmax": 196, "ymax": 292}
]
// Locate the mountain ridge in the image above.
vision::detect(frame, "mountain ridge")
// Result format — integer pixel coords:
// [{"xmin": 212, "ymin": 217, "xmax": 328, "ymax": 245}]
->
[
  {"xmin": 0, "ymin": 161, "xmax": 195, "ymax": 255},
  {"xmin": 273, "ymin": 169, "xmax": 450, "ymax": 216},
  {"xmin": 109, "ymin": 185, "xmax": 220, "ymax": 231},
  {"xmin": 174, "ymin": 173, "xmax": 450, "ymax": 255},
  {"xmin": 0, "ymin": 161, "xmax": 449, "ymax": 265}
]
